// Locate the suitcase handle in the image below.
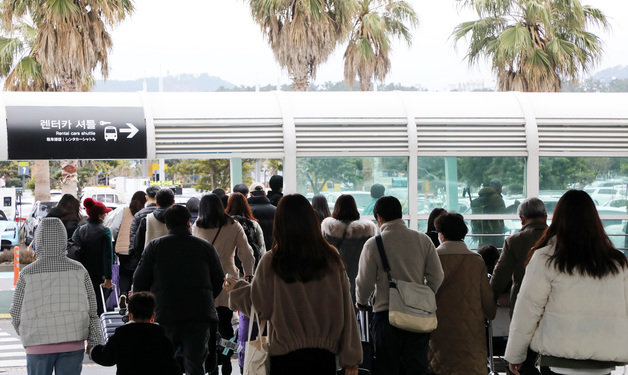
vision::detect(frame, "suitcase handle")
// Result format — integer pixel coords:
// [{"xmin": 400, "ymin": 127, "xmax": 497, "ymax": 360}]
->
[{"xmin": 99, "ymin": 283, "xmax": 119, "ymax": 311}]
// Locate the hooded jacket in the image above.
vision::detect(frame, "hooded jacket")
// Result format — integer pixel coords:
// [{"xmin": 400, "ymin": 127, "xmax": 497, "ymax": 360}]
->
[
  {"xmin": 10, "ymin": 217, "xmax": 103, "ymax": 348},
  {"xmin": 321, "ymin": 217, "xmax": 377, "ymax": 302},
  {"xmin": 128, "ymin": 203, "xmax": 157, "ymax": 255}
]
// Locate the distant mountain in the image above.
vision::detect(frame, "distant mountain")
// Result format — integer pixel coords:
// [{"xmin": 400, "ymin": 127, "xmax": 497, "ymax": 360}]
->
[
  {"xmin": 94, "ymin": 73, "xmax": 235, "ymax": 92},
  {"xmin": 593, "ymin": 65, "xmax": 628, "ymax": 82}
]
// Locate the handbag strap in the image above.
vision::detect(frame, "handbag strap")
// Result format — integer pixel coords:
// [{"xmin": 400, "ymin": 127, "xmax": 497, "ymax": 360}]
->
[
  {"xmin": 248, "ymin": 305, "xmax": 258, "ymax": 341},
  {"xmin": 211, "ymin": 225, "xmax": 223, "ymax": 245},
  {"xmin": 375, "ymin": 235, "xmax": 394, "ymax": 286}
]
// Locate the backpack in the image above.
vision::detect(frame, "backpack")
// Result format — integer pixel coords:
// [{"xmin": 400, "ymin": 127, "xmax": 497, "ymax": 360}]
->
[{"xmin": 232, "ymin": 215, "xmax": 262, "ymax": 272}]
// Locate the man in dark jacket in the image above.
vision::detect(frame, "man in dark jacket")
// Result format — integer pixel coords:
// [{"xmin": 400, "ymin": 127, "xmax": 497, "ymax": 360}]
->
[
  {"xmin": 266, "ymin": 175, "xmax": 283, "ymax": 206},
  {"xmin": 127, "ymin": 185, "xmax": 160, "ymax": 253},
  {"xmin": 133, "ymin": 205, "xmax": 224, "ymax": 375},
  {"xmin": 491, "ymin": 197, "xmax": 547, "ymax": 375},
  {"xmin": 247, "ymin": 182, "xmax": 276, "ymax": 250},
  {"xmin": 131, "ymin": 188, "xmax": 174, "ymax": 260}
]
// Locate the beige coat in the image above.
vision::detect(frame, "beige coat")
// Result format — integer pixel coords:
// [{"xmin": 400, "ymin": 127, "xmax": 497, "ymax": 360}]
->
[
  {"xmin": 114, "ymin": 208, "xmax": 134, "ymax": 255},
  {"xmin": 192, "ymin": 220, "xmax": 254, "ymax": 307},
  {"xmin": 429, "ymin": 241, "xmax": 496, "ymax": 375}
]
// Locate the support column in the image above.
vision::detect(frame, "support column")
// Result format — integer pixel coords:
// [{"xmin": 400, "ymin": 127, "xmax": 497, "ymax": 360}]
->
[
  {"xmin": 230, "ymin": 158, "xmax": 243, "ymax": 190},
  {"xmin": 445, "ymin": 157, "xmax": 459, "ymax": 212}
]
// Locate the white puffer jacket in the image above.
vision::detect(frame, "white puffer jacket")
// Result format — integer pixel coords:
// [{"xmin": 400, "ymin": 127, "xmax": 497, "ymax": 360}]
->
[
  {"xmin": 10, "ymin": 217, "xmax": 103, "ymax": 347},
  {"xmin": 504, "ymin": 243, "xmax": 628, "ymax": 364}
]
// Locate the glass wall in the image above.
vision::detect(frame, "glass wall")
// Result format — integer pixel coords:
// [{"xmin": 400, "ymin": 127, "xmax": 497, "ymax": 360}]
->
[
  {"xmin": 296, "ymin": 157, "xmax": 408, "ymax": 215},
  {"xmin": 418, "ymin": 156, "xmax": 526, "ymax": 248},
  {"xmin": 540, "ymin": 157, "xmax": 628, "ymax": 251}
]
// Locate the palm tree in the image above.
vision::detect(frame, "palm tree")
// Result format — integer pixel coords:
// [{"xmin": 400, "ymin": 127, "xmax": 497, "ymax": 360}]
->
[
  {"xmin": 248, "ymin": 0, "xmax": 358, "ymax": 91},
  {"xmin": 0, "ymin": 20, "xmax": 55, "ymax": 201},
  {"xmin": 344, "ymin": 0, "xmax": 417, "ymax": 91},
  {"xmin": 2, "ymin": 0, "xmax": 134, "ymax": 196},
  {"xmin": 453, "ymin": 0, "xmax": 608, "ymax": 92}
]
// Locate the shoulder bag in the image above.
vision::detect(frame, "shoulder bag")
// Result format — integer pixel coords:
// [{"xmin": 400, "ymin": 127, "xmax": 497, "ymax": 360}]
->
[
  {"xmin": 375, "ymin": 234, "xmax": 438, "ymax": 333},
  {"xmin": 244, "ymin": 305, "xmax": 270, "ymax": 375}
]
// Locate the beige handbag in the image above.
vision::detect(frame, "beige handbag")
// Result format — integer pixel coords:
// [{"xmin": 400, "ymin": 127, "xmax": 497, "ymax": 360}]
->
[
  {"xmin": 243, "ymin": 306, "xmax": 270, "ymax": 375},
  {"xmin": 375, "ymin": 235, "xmax": 438, "ymax": 333}
]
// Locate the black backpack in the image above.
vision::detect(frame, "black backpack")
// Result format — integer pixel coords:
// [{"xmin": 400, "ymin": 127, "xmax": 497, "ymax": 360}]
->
[{"xmin": 232, "ymin": 215, "xmax": 262, "ymax": 272}]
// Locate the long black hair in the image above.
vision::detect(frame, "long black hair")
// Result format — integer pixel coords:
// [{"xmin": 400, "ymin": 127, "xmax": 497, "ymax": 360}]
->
[
  {"xmin": 272, "ymin": 194, "xmax": 344, "ymax": 283},
  {"xmin": 195, "ymin": 193, "xmax": 233, "ymax": 229},
  {"xmin": 530, "ymin": 190, "xmax": 627, "ymax": 278}
]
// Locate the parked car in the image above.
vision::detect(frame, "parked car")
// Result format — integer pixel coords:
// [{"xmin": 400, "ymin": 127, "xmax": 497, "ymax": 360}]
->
[
  {"xmin": 21, "ymin": 201, "xmax": 59, "ymax": 246},
  {"xmin": 0, "ymin": 209, "xmax": 19, "ymax": 250}
]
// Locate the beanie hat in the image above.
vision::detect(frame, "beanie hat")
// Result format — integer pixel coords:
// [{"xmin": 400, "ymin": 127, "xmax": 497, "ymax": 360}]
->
[{"xmin": 84, "ymin": 197, "xmax": 112, "ymax": 219}]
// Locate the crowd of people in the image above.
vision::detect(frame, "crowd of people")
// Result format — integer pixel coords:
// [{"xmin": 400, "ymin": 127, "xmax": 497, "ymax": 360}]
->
[{"xmin": 8, "ymin": 177, "xmax": 628, "ymax": 375}]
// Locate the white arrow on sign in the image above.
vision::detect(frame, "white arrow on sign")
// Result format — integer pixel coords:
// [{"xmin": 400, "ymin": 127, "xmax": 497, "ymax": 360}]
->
[{"xmin": 119, "ymin": 122, "xmax": 139, "ymax": 139}]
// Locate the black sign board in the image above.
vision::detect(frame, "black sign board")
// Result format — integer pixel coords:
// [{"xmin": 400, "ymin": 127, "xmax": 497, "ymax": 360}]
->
[{"xmin": 6, "ymin": 106, "xmax": 147, "ymax": 160}]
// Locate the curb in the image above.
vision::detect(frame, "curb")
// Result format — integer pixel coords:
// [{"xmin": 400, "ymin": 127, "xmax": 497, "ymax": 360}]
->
[{"xmin": 0, "ymin": 313, "xmax": 11, "ymax": 319}]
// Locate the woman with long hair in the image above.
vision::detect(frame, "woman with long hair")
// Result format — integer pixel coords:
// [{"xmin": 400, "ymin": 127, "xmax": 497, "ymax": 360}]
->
[
  {"xmin": 224, "ymin": 194, "xmax": 362, "ymax": 375},
  {"xmin": 429, "ymin": 212, "xmax": 496, "ymax": 375},
  {"xmin": 104, "ymin": 190, "xmax": 147, "ymax": 296},
  {"xmin": 321, "ymin": 194, "xmax": 377, "ymax": 303},
  {"xmin": 426, "ymin": 207, "xmax": 447, "ymax": 247},
  {"xmin": 56, "ymin": 193, "xmax": 84, "ymax": 239},
  {"xmin": 311, "ymin": 194, "xmax": 331, "ymax": 223},
  {"xmin": 225, "ymin": 192, "xmax": 267, "ymax": 373},
  {"xmin": 506, "ymin": 190, "xmax": 628, "ymax": 375},
  {"xmin": 192, "ymin": 193, "xmax": 254, "ymax": 375}
]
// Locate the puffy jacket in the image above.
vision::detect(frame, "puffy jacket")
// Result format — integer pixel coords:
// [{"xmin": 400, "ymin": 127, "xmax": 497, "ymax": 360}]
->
[
  {"xmin": 10, "ymin": 217, "xmax": 103, "ymax": 347},
  {"xmin": 248, "ymin": 195, "xmax": 276, "ymax": 250},
  {"xmin": 72, "ymin": 218, "xmax": 113, "ymax": 281},
  {"xmin": 133, "ymin": 226, "xmax": 225, "ymax": 324},
  {"xmin": 429, "ymin": 240, "xmax": 496, "ymax": 375},
  {"xmin": 132, "ymin": 206, "xmax": 167, "ymax": 259},
  {"xmin": 321, "ymin": 217, "xmax": 377, "ymax": 302},
  {"xmin": 505, "ymin": 243, "xmax": 628, "ymax": 364}
]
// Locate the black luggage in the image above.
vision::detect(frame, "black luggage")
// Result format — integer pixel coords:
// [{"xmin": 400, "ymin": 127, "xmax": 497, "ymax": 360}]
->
[{"xmin": 99, "ymin": 284, "xmax": 125, "ymax": 342}]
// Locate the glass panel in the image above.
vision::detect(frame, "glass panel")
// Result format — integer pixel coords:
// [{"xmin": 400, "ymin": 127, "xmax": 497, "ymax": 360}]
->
[
  {"xmin": 419, "ymin": 219, "xmax": 522, "ymax": 250},
  {"xmin": 417, "ymin": 156, "xmax": 526, "ymax": 215},
  {"xmin": 296, "ymin": 157, "xmax": 408, "ymax": 215},
  {"xmin": 539, "ymin": 157, "xmax": 628, "ymax": 214}
]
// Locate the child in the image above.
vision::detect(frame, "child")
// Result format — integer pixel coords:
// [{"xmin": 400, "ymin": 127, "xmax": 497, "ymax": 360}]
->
[{"xmin": 90, "ymin": 292, "xmax": 179, "ymax": 375}]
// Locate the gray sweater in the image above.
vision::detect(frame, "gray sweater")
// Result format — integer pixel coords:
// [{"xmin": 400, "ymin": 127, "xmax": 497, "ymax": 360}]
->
[{"xmin": 356, "ymin": 219, "xmax": 444, "ymax": 312}]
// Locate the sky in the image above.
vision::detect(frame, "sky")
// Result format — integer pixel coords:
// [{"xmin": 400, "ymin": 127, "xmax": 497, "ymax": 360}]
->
[{"xmin": 104, "ymin": 0, "xmax": 628, "ymax": 90}]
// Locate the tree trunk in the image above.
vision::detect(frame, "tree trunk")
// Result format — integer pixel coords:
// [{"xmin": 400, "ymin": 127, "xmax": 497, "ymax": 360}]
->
[
  {"xmin": 292, "ymin": 75, "xmax": 309, "ymax": 91},
  {"xmin": 360, "ymin": 78, "xmax": 371, "ymax": 91},
  {"xmin": 59, "ymin": 76, "xmax": 79, "ymax": 197},
  {"xmin": 33, "ymin": 160, "xmax": 51, "ymax": 201}
]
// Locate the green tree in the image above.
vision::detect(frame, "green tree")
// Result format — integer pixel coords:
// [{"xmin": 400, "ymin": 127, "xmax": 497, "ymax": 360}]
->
[
  {"xmin": 297, "ymin": 158, "xmax": 363, "ymax": 193},
  {"xmin": 453, "ymin": 0, "xmax": 608, "ymax": 92},
  {"xmin": 169, "ymin": 159, "xmax": 255, "ymax": 192},
  {"xmin": 248, "ymin": 0, "xmax": 357, "ymax": 91},
  {"xmin": 539, "ymin": 157, "xmax": 594, "ymax": 190},
  {"xmin": 344, "ymin": 0, "xmax": 416, "ymax": 91}
]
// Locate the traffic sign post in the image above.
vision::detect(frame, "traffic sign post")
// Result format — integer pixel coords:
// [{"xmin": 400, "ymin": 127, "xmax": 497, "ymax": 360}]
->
[{"xmin": 5, "ymin": 106, "xmax": 147, "ymax": 160}]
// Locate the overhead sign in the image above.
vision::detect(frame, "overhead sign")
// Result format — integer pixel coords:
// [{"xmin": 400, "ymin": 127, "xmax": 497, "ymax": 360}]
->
[{"xmin": 6, "ymin": 106, "xmax": 147, "ymax": 160}]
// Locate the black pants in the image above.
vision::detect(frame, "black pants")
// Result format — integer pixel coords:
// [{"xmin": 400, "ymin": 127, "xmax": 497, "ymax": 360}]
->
[
  {"xmin": 117, "ymin": 254, "xmax": 137, "ymax": 296},
  {"xmin": 372, "ymin": 311, "xmax": 430, "ymax": 375},
  {"xmin": 162, "ymin": 321, "xmax": 214, "ymax": 375},
  {"xmin": 217, "ymin": 306, "xmax": 235, "ymax": 375},
  {"xmin": 270, "ymin": 348, "xmax": 335, "ymax": 375},
  {"xmin": 90, "ymin": 278, "xmax": 109, "ymax": 316}
]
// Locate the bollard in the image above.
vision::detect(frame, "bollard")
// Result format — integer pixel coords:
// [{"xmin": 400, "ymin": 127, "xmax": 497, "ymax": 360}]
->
[{"xmin": 13, "ymin": 246, "xmax": 19, "ymax": 287}]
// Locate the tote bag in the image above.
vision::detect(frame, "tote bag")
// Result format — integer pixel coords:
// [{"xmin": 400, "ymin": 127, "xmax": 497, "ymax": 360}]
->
[{"xmin": 244, "ymin": 306, "xmax": 270, "ymax": 375}]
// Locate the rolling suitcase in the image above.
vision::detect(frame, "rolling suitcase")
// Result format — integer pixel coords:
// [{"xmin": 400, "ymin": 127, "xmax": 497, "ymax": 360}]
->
[
  {"xmin": 487, "ymin": 320, "xmax": 499, "ymax": 375},
  {"xmin": 99, "ymin": 284, "xmax": 126, "ymax": 342},
  {"xmin": 357, "ymin": 309, "xmax": 374, "ymax": 375}
]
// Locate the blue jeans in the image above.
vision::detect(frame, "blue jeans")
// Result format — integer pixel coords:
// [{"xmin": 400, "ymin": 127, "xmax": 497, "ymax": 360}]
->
[{"xmin": 26, "ymin": 349, "xmax": 83, "ymax": 375}]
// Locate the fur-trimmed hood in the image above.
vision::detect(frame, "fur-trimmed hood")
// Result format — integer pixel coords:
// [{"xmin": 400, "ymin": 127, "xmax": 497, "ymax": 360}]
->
[{"xmin": 321, "ymin": 217, "xmax": 377, "ymax": 240}]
